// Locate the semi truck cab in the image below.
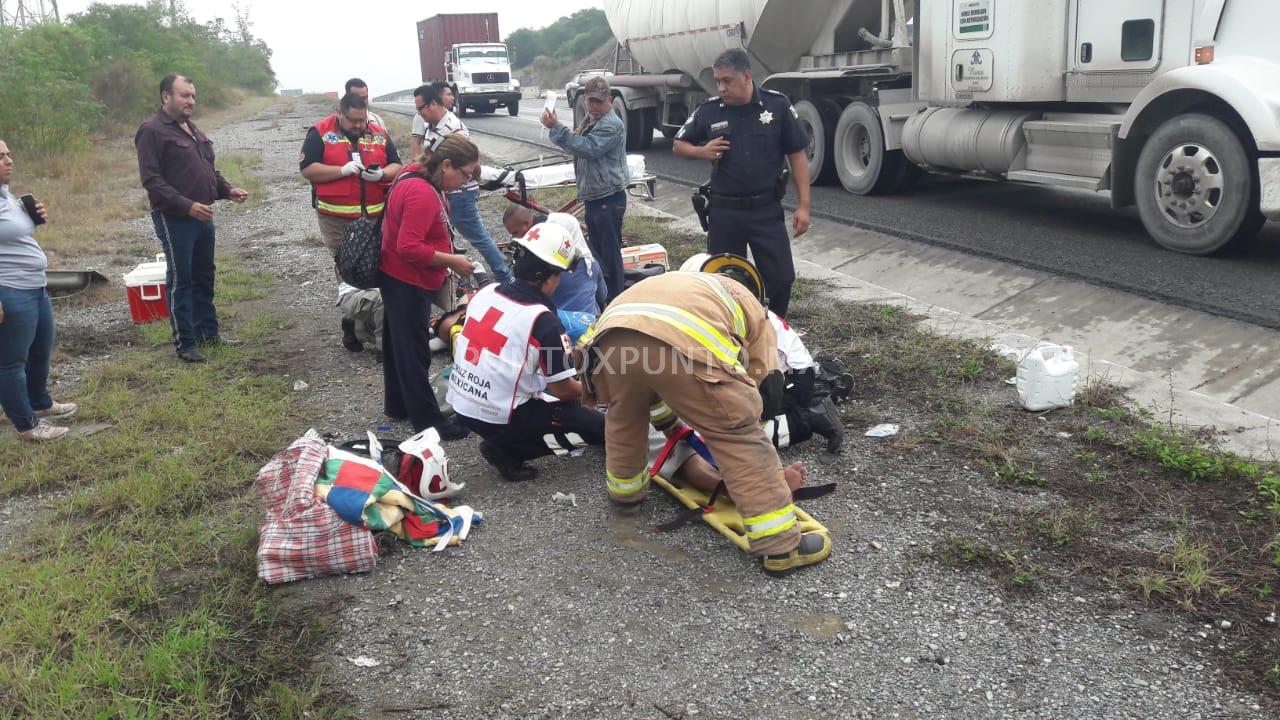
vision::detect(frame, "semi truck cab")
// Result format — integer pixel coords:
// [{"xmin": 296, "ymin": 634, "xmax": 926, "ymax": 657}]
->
[{"xmin": 447, "ymin": 43, "xmax": 522, "ymax": 117}]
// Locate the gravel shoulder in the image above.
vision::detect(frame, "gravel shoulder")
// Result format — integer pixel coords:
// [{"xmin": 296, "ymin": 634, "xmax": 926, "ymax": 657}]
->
[{"xmin": 22, "ymin": 98, "xmax": 1274, "ymax": 719}]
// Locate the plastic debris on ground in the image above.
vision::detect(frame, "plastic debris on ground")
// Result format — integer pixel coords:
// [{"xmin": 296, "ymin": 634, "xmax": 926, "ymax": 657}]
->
[
  {"xmin": 552, "ymin": 491, "xmax": 578, "ymax": 507},
  {"xmin": 864, "ymin": 423, "xmax": 900, "ymax": 438},
  {"xmin": 348, "ymin": 656, "xmax": 381, "ymax": 668}
]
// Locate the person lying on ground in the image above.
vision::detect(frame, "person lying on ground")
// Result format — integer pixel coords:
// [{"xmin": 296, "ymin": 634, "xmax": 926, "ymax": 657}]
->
[{"xmin": 648, "ymin": 423, "xmax": 808, "ymax": 494}]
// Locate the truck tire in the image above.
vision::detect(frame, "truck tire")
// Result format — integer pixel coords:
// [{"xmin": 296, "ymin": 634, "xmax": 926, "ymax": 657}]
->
[
  {"xmin": 508, "ymin": 102, "xmax": 519, "ymax": 117},
  {"xmin": 639, "ymin": 109, "xmax": 655, "ymax": 150},
  {"xmin": 1135, "ymin": 113, "xmax": 1263, "ymax": 255},
  {"xmin": 834, "ymin": 101, "xmax": 900, "ymax": 195},
  {"xmin": 616, "ymin": 96, "xmax": 646, "ymax": 151},
  {"xmin": 795, "ymin": 99, "xmax": 840, "ymax": 185}
]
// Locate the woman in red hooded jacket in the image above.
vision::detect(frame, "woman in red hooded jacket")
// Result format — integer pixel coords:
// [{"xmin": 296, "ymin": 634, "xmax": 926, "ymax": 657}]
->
[{"xmin": 379, "ymin": 134, "xmax": 480, "ymax": 439}]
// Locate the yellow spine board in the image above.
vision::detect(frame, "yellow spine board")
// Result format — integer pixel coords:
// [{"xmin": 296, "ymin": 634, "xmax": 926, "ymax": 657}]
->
[{"xmin": 650, "ymin": 473, "xmax": 827, "ymax": 552}]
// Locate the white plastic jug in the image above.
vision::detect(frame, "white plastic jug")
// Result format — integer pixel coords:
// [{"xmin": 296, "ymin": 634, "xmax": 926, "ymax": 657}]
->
[{"xmin": 1016, "ymin": 344, "xmax": 1079, "ymax": 411}]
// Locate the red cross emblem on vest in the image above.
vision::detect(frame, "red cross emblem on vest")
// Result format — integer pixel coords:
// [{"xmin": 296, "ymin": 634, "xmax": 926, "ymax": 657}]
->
[{"xmin": 461, "ymin": 307, "xmax": 510, "ymax": 364}]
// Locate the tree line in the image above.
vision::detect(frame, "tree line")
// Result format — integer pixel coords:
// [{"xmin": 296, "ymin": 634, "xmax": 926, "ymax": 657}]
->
[
  {"xmin": 505, "ymin": 8, "xmax": 613, "ymax": 69},
  {"xmin": 0, "ymin": 1, "xmax": 275, "ymax": 157}
]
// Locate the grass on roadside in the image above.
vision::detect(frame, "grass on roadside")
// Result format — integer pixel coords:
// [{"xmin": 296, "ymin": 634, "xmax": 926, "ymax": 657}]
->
[
  {"xmin": 0, "ymin": 260, "xmax": 340, "ymax": 718},
  {"xmin": 778, "ymin": 273, "xmax": 1280, "ymax": 694}
]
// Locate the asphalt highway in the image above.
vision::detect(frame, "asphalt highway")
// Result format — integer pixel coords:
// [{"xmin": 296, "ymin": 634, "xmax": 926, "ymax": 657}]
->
[{"xmin": 381, "ymin": 98, "xmax": 1280, "ymax": 329}]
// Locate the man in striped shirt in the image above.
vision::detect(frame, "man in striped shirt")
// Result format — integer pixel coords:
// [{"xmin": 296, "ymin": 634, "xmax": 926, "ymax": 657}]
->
[{"xmin": 411, "ymin": 84, "xmax": 511, "ymax": 287}]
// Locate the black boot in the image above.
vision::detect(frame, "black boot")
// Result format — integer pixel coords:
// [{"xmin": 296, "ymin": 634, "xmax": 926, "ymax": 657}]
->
[
  {"xmin": 806, "ymin": 397, "xmax": 845, "ymax": 454},
  {"xmin": 480, "ymin": 439, "xmax": 538, "ymax": 482},
  {"xmin": 341, "ymin": 318, "xmax": 363, "ymax": 352}
]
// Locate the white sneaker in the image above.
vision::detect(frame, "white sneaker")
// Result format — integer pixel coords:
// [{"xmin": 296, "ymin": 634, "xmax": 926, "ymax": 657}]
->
[
  {"xmin": 35, "ymin": 401, "xmax": 77, "ymax": 419},
  {"xmin": 19, "ymin": 420, "xmax": 70, "ymax": 442}
]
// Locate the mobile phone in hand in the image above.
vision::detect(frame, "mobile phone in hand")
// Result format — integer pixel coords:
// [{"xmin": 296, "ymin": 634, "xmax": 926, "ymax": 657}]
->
[
  {"xmin": 19, "ymin": 194, "xmax": 45, "ymax": 226},
  {"xmin": 366, "ymin": 163, "xmax": 381, "ymax": 172}
]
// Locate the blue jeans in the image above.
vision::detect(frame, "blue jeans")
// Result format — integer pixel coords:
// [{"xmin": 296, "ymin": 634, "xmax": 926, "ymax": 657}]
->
[
  {"xmin": 0, "ymin": 285, "xmax": 55, "ymax": 432},
  {"xmin": 584, "ymin": 191, "xmax": 627, "ymax": 301},
  {"xmin": 448, "ymin": 188, "xmax": 512, "ymax": 286},
  {"xmin": 151, "ymin": 212, "xmax": 218, "ymax": 352}
]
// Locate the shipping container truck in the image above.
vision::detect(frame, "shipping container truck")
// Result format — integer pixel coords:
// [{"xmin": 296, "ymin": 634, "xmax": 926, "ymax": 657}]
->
[
  {"xmin": 417, "ymin": 13, "xmax": 522, "ymax": 117},
  {"xmin": 599, "ymin": 0, "xmax": 1280, "ymax": 255}
]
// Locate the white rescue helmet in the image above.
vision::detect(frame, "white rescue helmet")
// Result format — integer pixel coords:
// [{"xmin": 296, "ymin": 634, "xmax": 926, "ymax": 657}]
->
[
  {"xmin": 678, "ymin": 252, "xmax": 767, "ymax": 304},
  {"xmin": 512, "ymin": 222, "xmax": 581, "ymax": 272}
]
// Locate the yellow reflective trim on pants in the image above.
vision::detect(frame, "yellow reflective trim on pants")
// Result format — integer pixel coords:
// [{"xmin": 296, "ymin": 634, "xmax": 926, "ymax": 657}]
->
[
  {"xmin": 606, "ymin": 470, "xmax": 650, "ymax": 496},
  {"xmin": 597, "ymin": 303, "xmax": 745, "ymax": 371},
  {"xmin": 743, "ymin": 503, "xmax": 798, "ymax": 540},
  {"xmin": 649, "ymin": 401, "xmax": 674, "ymax": 424},
  {"xmin": 688, "ymin": 273, "xmax": 746, "ymax": 338},
  {"xmin": 317, "ymin": 200, "xmax": 384, "ymax": 216}
]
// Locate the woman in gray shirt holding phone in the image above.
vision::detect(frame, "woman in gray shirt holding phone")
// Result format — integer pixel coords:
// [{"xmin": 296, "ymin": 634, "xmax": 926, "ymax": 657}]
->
[{"xmin": 0, "ymin": 137, "xmax": 76, "ymax": 441}]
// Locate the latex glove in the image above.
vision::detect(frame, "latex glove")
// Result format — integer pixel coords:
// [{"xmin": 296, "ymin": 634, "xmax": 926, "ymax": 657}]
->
[
  {"xmin": 359, "ymin": 166, "xmax": 385, "ymax": 182},
  {"xmin": 340, "ymin": 159, "xmax": 365, "ymax": 177}
]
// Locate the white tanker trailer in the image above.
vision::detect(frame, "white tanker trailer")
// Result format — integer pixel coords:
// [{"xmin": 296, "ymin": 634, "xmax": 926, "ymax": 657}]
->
[{"xmin": 599, "ymin": 0, "xmax": 1280, "ymax": 255}]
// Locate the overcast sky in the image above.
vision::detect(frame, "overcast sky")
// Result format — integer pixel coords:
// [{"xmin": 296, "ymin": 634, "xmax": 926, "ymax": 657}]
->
[{"xmin": 57, "ymin": 1, "xmax": 600, "ymax": 93}]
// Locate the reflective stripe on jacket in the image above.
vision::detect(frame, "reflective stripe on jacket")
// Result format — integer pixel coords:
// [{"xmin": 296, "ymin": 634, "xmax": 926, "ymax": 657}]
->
[{"xmin": 313, "ymin": 114, "xmax": 390, "ymax": 218}]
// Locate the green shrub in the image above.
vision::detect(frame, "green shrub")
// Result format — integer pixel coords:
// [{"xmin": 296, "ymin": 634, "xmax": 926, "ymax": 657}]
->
[{"xmin": 0, "ymin": 2, "xmax": 275, "ymax": 159}]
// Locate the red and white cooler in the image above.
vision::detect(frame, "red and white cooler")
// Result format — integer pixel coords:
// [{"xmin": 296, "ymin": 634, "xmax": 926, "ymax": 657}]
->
[{"xmin": 123, "ymin": 255, "xmax": 169, "ymax": 324}]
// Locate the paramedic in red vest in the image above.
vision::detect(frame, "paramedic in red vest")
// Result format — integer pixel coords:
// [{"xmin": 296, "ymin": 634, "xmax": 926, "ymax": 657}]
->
[
  {"xmin": 446, "ymin": 222, "xmax": 606, "ymax": 482},
  {"xmin": 300, "ymin": 92, "xmax": 402, "ymax": 348},
  {"xmin": 299, "ymin": 92, "xmax": 402, "ymax": 256}
]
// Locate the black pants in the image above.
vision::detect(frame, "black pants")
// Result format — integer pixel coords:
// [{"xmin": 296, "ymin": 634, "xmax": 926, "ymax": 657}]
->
[
  {"xmin": 584, "ymin": 190, "xmax": 627, "ymax": 302},
  {"xmin": 380, "ymin": 272, "xmax": 447, "ymax": 432},
  {"xmin": 779, "ymin": 367, "xmax": 815, "ymax": 446},
  {"xmin": 459, "ymin": 398, "xmax": 606, "ymax": 463},
  {"xmin": 708, "ymin": 201, "xmax": 795, "ymax": 317}
]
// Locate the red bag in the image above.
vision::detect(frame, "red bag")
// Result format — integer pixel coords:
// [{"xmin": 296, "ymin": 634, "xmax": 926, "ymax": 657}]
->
[{"xmin": 255, "ymin": 436, "xmax": 379, "ymax": 584}]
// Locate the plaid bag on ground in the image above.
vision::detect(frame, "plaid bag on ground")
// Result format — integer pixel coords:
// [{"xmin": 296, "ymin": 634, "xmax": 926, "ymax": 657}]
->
[{"xmin": 256, "ymin": 436, "xmax": 379, "ymax": 584}]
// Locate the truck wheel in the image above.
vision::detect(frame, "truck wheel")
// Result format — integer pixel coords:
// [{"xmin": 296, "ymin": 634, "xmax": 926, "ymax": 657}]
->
[
  {"xmin": 834, "ymin": 102, "xmax": 898, "ymax": 195},
  {"xmin": 1135, "ymin": 113, "xmax": 1263, "ymax": 255},
  {"xmin": 615, "ymin": 96, "xmax": 646, "ymax": 151},
  {"xmin": 457, "ymin": 102, "xmax": 468, "ymax": 117},
  {"xmin": 639, "ymin": 110, "xmax": 655, "ymax": 150},
  {"xmin": 795, "ymin": 99, "xmax": 841, "ymax": 185},
  {"xmin": 508, "ymin": 102, "xmax": 519, "ymax": 117}
]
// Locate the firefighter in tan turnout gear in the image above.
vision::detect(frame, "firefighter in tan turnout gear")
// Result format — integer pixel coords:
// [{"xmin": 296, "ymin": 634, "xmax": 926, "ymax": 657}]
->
[{"xmin": 578, "ymin": 254, "xmax": 831, "ymax": 574}]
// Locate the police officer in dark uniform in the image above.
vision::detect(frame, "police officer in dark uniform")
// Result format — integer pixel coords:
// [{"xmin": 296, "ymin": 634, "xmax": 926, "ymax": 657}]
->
[{"xmin": 674, "ymin": 48, "xmax": 812, "ymax": 317}]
